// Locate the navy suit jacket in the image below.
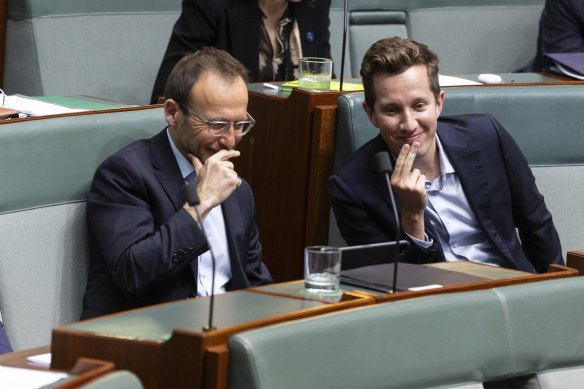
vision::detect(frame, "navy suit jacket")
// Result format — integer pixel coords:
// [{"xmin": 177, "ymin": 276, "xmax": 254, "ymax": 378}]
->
[
  {"xmin": 151, "ymin": 0, "xmax": 332, "ymax": 103},
  {"xmin": 523, "ymin": 0, "xmax": 584, "ymax": 71},
  {"xmin": 82, "ymin": 130, "xmax": 272, "ymax": 319},
  {"xmin": 329, "ymin": 114, "xmax": 564, "ymax": 274}
]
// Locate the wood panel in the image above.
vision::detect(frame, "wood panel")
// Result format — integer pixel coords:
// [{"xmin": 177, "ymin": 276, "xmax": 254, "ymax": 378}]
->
[{"xmin": 237, "ymin": 88, "xmax": 340, "ymax": 282}]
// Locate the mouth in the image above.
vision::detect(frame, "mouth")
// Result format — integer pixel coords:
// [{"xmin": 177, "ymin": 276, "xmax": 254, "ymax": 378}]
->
[{"xmin": 398, "ymin": 131, "xmax": 423, "ymax": 144}]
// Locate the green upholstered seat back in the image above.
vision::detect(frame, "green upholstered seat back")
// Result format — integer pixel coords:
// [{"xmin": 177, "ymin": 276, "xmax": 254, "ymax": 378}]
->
[
  {"xmin": 329, "ymin": 0, "xmax": 544, "ymax": 77},
  {"xmin": 228, "ymin": 276, "xmax": 584, "ymax": 388},
  {"xmin": 4, "ymin": 0, "xmax": 181, "ymax": 105},
  {"xmin": 0, "ymin": 107, "xmax": 165, "ymax": 350}
]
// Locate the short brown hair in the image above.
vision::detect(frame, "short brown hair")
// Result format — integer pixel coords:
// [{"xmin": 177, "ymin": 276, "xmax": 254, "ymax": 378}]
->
[
  {"xmin": 164, "ymin": 47, "xmax": 250, "ymax": 108},
  {"xmin": 360, "ymin": 37, "xmax": 440, "ymax": 108}
]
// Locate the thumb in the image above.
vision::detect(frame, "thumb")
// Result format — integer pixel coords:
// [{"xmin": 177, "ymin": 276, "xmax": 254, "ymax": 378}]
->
[{"xmin": 188, "ymin": 154, "xmax": 203, "ymax": 175}]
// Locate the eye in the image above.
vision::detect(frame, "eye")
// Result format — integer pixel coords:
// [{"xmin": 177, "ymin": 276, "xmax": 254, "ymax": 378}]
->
[
  {"xmin": 209, "ymin": 121, "xmax": 229, "ymax": 132},
  {"xmin": 383, "ymin": 106, "xmax": 399, "ymax": 116},
  {"xmin": 414, "ymin": 102, "xmax": 427, "ymax": 111},
  {"xmin": 232, "ymin": 122, "xmax": 246, "ymax": 131}
]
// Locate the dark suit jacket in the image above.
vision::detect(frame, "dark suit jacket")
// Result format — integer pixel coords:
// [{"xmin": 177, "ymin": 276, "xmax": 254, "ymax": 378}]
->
[
  {"xmin": 151, "ymin": 0, "xmax": 332, "ymax": 103},
  {"xmin": 82, "ymin": 130, "xmax": 272, "ymax": 319},
  {"xmin": 329, "ymin": 114, "xmax": 564, "ymax": 274},
  {"xmin": 523, "ymin": 0, "xmax": 584, "ymax": 71}
]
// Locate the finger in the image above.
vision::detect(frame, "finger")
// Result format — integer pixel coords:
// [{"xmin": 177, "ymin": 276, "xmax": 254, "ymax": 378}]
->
[
  {"xmin": 213, "ymin": 149, "xmax": 241, "ymax": 161},
  {"xmin": 393, "ymin": 144, "xmax": 411, "ymax": 177},
  {"xmin": 402, "ymin": 142, "xmax": 420, "ymax": 173}
]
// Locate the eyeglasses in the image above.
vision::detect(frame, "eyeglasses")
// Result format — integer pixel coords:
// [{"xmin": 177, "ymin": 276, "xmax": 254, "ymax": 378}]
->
[{"xmin": 179, "ymin": 103, "xmax": 255, "ymax": 137}]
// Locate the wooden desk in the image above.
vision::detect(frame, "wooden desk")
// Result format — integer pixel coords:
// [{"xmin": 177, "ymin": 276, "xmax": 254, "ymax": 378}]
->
[
  {"xmin": 49, "ymin": 261, "xmax": 576, "ymax": 389},
  {"xmin": 0, "ymin": 95, "xmax": 148, "ymax": 124},
  {"xmin": 51, "ymin": 290, "xmax": 373, "ymax": 389},
  {"xmin": 251, "ymin": 262, "xmax": 578, "ymax": 304}
]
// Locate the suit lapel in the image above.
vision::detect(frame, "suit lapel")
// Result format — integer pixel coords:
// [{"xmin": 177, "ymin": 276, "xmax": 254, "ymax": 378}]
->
[
  {"xmin": 438, "ymin": 123, "xmax": 511, "ymax": 258},
  {"xmin": 150, "ymin": 129, "xmax": 185, "ymax": 211}
]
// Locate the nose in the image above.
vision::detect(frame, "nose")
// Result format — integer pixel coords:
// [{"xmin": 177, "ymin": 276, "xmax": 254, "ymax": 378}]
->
[
  {"xmin": 218, "ymin": 125, "xmax": 237, "ymax": 149},
  {"xmin": 400, "ymin": 109, "xmax": 417, "ymax": 132}
]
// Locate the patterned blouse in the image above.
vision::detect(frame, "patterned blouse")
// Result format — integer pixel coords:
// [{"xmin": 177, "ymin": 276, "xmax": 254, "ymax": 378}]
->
[{"xmin": 258, "ymin": 6, "xmax": 303, "ymax": 81}]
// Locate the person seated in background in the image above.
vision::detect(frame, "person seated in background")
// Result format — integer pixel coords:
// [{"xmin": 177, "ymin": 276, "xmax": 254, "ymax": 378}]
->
[
  {"xmin": 82, "ymin": 47, "xmax": 272, "ymax": 320},
  {"xmin": 0, "ymin": 321, "xmax": 12, "ymax": 354},
  {"xmin": 151, "ymin": 0, "xmax": 332, "ymax": 103},
  {"xmin": 521, "ymin": 0, "xmax": 584, "ymax": 72},
  {"xmin": 329, "ymin": 36, "xmax": 564, "ymax": 274}
]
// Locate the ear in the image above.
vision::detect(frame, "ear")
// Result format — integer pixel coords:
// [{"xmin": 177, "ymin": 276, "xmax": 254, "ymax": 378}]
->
[
  {"xmin": 164, "ymin": 99, "xmax": 181, "ymax": 127},
  {"xmin": 435, "ymin": 90, "xmax": 445, "ymax": 117},
  {"xmin": 362, "ymin": 101, "xmax": 379, "ymax": 128}
]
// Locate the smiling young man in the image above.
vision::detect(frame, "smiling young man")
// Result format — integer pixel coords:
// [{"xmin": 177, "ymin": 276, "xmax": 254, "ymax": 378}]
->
[
  {"xmin": 82, "ymin": 48, "xmax": 272, "ymax": 319},
  {"xmin": 328, "ymin": 37, "xmax": 564, "ymax": 273}
]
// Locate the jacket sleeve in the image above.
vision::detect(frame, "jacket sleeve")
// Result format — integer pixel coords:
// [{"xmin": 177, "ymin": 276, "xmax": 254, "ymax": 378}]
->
[
  {"xmin": 328, "ymin": 173, "xmax": 440, "ymax": 264},
  {"xmin": 87, "ymin": 153, "xmax": 209, "ymax": 299}
]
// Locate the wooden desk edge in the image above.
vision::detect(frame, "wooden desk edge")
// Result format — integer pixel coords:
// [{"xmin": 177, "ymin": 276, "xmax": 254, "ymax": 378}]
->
[
  {"xmin": 0, "ymin": 345, "xmax": 115, "ymax": 388},
  {"xmin": 0, "ymin": 104, "xmax": 162, "ymax": 124},
  {"xmin": 567, "ymin": 250, "xmax": 584, "ymax": 275}
]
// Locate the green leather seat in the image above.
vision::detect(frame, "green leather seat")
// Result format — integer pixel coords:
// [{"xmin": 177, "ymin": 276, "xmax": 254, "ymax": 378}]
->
[
  {"xmin": 228, "ymin": 277, "xmax": 584, "ymax": 388},
  {"xmin": 0, "ymin": 107, "xmax": 165, "ymax": 350}
]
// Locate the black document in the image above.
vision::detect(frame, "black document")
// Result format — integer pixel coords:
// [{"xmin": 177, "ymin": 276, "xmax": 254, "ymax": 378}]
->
[
  {"xmin": 341, "ymin": 262, "xmax": 485, "ymax": 293},
  {"xmin": 543, "ymin": 52, "xmax": 584, "ymax": 80}
]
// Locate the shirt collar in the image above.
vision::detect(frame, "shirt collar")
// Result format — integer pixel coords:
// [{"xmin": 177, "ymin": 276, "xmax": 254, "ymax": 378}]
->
[
  {"xmin": 427, "ymin": 134, "xmax": 455, "ymax": 190},
  {"xmin": 166, "ymin": 128, "xmax": 195, "ymax": 180},
  {"xmin": 436, "ymin": 134, "xmax": 455, "ymax": 176}
]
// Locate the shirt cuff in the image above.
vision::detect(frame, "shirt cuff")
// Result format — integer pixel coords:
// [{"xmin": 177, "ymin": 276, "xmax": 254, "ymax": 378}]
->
[{"xmin": 406, "ymin": 232, "xmax": 433, "ymax": 249}]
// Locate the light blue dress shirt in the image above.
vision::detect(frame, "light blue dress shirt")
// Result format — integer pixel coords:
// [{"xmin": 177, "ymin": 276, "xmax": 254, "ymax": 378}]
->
[
  {"xmin": 411, "ymin": 135, "xmax": 503, "ymax": 266},
  {"xmin": 167, "ymin": 130, "xmax": 232, "ymax": 296}
]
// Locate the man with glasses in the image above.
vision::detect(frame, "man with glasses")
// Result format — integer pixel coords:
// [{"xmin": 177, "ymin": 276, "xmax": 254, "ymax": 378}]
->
[{"xmin": 81, "ymin": 48, "xmax": 272, "ymax": 319}]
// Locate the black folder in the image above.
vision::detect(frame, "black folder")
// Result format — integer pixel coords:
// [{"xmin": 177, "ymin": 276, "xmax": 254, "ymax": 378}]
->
[
  {"xmin": 341, "ymin": 262, "xmax": 485, "ymax": 293},
  {"xmin": 339, "ymin": 241, "xmax": 410, "ymax": 271},
  {"xmin": 543, "ymin": 52, "xmax": 584, "ymax": 80}
]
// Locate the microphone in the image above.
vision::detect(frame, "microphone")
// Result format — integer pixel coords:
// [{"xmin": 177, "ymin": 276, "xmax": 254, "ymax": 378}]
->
[
  {"xmin": 339, "ymin": 0, "xmax": 348, "ymax": 91},
  {"xmin": 375, "ymin": 151, "xmax": 400, "ymax": 294},
  {"xmin": 183, "ymin": 184, "xmax": 217, "ymax": 332}
]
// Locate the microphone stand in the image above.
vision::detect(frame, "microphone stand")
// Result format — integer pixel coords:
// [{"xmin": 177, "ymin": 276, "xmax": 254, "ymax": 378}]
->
[
  {"xmin": 183, "ymin": 184, "xmax": 216, "ymax": 332},
  {"xmin": 375, "ymin": 152, "xmax": 401, "ymax": 294},
  {"xmin": 339, "ymin": 0, "xmax": 348, "ymax": 91}
]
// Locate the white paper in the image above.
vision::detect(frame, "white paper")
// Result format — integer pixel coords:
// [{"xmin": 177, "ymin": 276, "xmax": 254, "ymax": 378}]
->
[
  {"xmin": 4, "ymin": 95, "xmax": 84, "ymax": 117},
  {"xmin": 408, "ymin": 284, "xmax": 443, "ymax": 291},
  {"xmin": 0, "ymin": 365, "xmax": 68, "ymax": 389},
  {"xmin": 554, "ymin": 62, "xmax": 584, "ymax": 80},
  {"xmin": 439, "ymin": 74, "xmax": 481, "ymax": 86},
  {"xmin": 26, "ymin": 353, "xmax": 51, "ymax": 368}
]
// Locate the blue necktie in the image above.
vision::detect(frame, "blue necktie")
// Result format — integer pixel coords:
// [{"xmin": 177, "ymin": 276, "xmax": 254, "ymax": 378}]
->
[{"xmin": 185, "ymin": 171, "xmax": 196, "ymax": 185}]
